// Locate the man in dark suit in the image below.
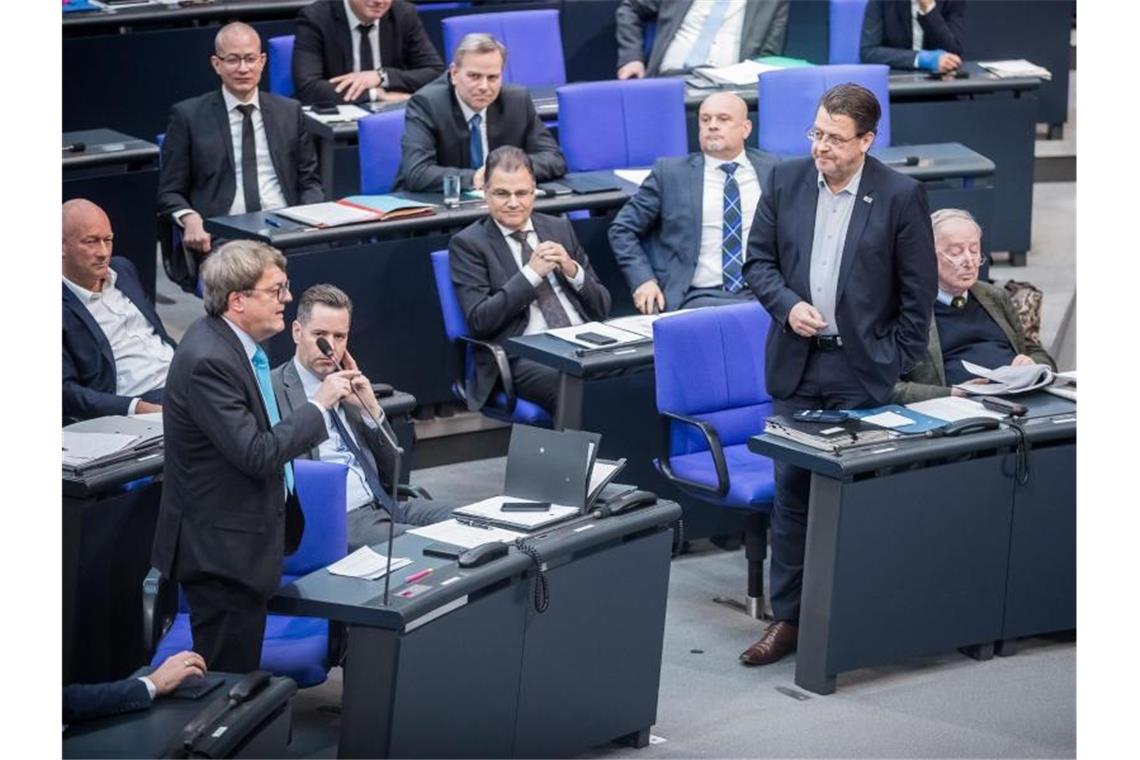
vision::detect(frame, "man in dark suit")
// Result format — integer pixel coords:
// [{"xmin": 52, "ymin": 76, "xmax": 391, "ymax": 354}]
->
[
  {"xmin": 62, "ymin": 199, "xmax": 175, "ymax": 423},
  {"xmin": 395, "ymin": 33, "xmax": 565, "ymax": 193},
  {"xmin": 616, "ymin": 0, "xmax": 790, "ymax": 79},
  {"xmin": 151, "ymin": 240, "xmax": 357, "ymax": 672},
  {"xmin": 293, "ymin": 0, "xmax": 444, "ymax": 106},
  {"xmin": 741, "ymin": 83, "xmax": 937, "ymax": 666},
  {"xmin": 272, "ymin": 284, "xmax": 455, "ymax": 550},
  {"xmin": 861, "ymin": 0, "xmax": 965, "ymax": 72},
  {"xmin": 609, "ymin": 92, "xmax": 779, "ymax": 313},
  {"xmin": 449, "ymin": 146, "xmax": 611, "ymax": 415},
  {"xmin": 157, "ymin": 22, "xmax": 323, "ymax": 261},
  {"xmin": 63, "ymin": 650, "xmax": 205, "ymax": 725}
]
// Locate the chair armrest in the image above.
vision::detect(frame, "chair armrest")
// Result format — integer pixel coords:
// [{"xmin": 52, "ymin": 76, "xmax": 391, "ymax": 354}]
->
[
  {"xmin": 141, "ymin": 567, "xmax": 177, "ymax": 657},
  {"xmin": 371, "ymin": 382, "xmax": 395, "ymax": 398},
  {"xmin": 397, "ymin": 484, "xmax": 432, "ymax": 501},
  {"xmin": 458, "ymin": 335, "xmax": 518, "ymax": 412},
  {"xmin": 658, "ymin": 410, "xmax": 730, "ymax": 498},
  {"xmin": 379, "ymin": 389, "xmax": 417, "ymax": 418}
]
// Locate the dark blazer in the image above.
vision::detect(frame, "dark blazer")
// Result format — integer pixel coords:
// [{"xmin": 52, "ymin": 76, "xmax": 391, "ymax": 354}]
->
[
  {"xmin": 616, "ymin": 0, "xmax": 790, "ymax": 75},
  {"xmin": 63, "ymin": 678, "xmax": 151, "ymax": 725},
  {"xmin": 157, "ymin": 90, "xmax": 324, "ymax": 220},
  {"xmin": 892, "ymin": 280, "xmax": 1056, "ymax": 403},
  {"xmin": 742, "ymin": 155, "xmax": 937, "ymax": 404},
  {"xmin": 151, "ymin": 316, "xmax": 327, "ymax": 601},
  {"xmin": 293, "ymin": 0, "xmax": 444, "ymax": 106},
  {"xmin": 395, "ymin": 75, "xmax": 566, "ymax": 192},
  {"xmin": 63, "ymin": 257, "xmax": 175, "ymax": 423},
  {"xmin": 860, "ymin": 0, "xmax": 966, "ymax": 70},
  {"xmin": 449, "ymin": 212, "xmax": 612, "ymax": 409},
  {"xmin": 609, "ymin": 148, "xmax": 780, "ymax": 311}
]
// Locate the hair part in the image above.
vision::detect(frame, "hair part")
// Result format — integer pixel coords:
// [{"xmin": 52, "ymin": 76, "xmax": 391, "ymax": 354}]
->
[
  {"xmin": 453, "ymin": 33, "xmax": 507, "ymax": 67},
  {"xmin": 201, "ymin": 240, "xmax": 286, "ymax": 317},
  {"xmin": 931, "ymin": 208, "xmax": 983, "ymax": 237},
  {"xmin": 484, "ymin": 145, "xmax": 534, "ymax": 184},
  {"xmin": 818, "ymin": 83, "xmax": 881, "ymax": 136},
  {"xmin": 296, "ymin": 283, "xmax": 353, "ymax": 325}
]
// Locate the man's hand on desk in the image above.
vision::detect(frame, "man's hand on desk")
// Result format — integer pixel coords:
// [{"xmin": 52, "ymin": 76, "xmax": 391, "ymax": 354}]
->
[
  {"xmin": 149, "ymin": 650, "xmax": 207, "ymax": 697},
  {"xmin": 535, "ymin": 241, "xmax": 579, "ymax": 279},
  {"xmin": 633, "ymin": 279, "xmax": 665, "ymax": 315},
  {"xmin": 330, "ymin": 70, "xmax": 381, "ymax": 103},
  {"xmin": 181, "ymin": 213, "xmax": 212, "ymax": 254},
  {"xmin": 1010, "ymin": 354, "xmax": 1035, "ymax": 367},
  {"xmin": 788, "ymin": 301, "xmax": 828, "ymax": 338},
  {"xmin": 136, "ymin": 400, "xmax": 162, "ymax": 415},
  {"xmin": 617, "ymin": 61, "xmax": 646, "ymax": 80},
  {"xmin": 937, "ymin": 52, "xmax": 962, "ymax": 73},
  {"xmin": 339, "ymin": 350, "xmax": 384, "ymax": 420},
  {"xmin": 313, "ymin": 370, "xmax": 359, "ymax": 410},
  {"xmin": 376, "ymin": 90, "xmax": 411, "ymax": 104}
]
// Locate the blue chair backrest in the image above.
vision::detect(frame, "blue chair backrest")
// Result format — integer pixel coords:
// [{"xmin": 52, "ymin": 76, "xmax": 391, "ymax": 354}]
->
[
  {"xmin": 756, "ymin": 64, "xmax": 891, "ymax": 156},
  {"xmin": 654, "ymin": 302, "xmax": 773, "ymax": 454},
  {"xmin": 556, "ymin": 78, "xmax": 687, "ymax": 172},
  {"xmin": 430, "ymin": 249, "xmax": 469, "ymax": 343},
  {"xmin": 829, "ymin": 0, "xmax": 870, "ymax": 64},
  {"xmin": 358, "ymin": 109, "xmax": 407, "ymax": 194},
  {"xmin": 268, "ymin": 35, "xmax": 296, "ymax": 97},
  {"xmin": 283, "ymin": 459, "xmax": 348, "ymax": 582},
  {"xmin": 441, "ymin": 9, "xmax": 566, "ymax": 87}
]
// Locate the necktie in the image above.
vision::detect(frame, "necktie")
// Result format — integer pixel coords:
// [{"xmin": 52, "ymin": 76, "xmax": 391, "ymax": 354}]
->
[
  {"xmin": 469, "ymin": 114, "xmax": 484, "ymax": 169},
  {"xmin": 251, "ymin": 347, "xmax": 293, "ymax": 493},
  {"xmin": 327, "ymin": 406, "xmax": 400, "ymax": 519},
  {"xmin": 357, "ymin": 23, "xmax": 375, "ymax": 72},
  {"xmin": 720, "ymin": 162, "xmax": 744, "ymax": 292},
  {"xmin": 684, "ymin": 0, "xmax": 732, "ymax": 70},
  {"xmin": 951, "ymin": 295, "xmax": 967, "ymax": 309},
  {"xmin": 510, "ymin": 230, "xmax": 572, "ymax": 329},
  {"xmin": 236, "ymin": 104, "xmax": 261, "ymax": 213}
]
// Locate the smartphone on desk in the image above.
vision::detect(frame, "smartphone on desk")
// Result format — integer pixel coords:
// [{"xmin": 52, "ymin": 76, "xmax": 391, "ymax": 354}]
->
[
  {"xmin": 576, "ymin": 331, "xmax": 617, "ymax": 346},
  {"xmin": 501, "ymin": 501, "xmax": 551, "ymax": 512}
]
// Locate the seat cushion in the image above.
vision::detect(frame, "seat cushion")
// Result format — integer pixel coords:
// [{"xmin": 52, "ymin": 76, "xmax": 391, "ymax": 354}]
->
[
  {"xmin": 662, "ymin": 443, "xmax": 775, "ymax": 509},
  {"xmin": 484, "ymin": 393, "xmax": 552, "ymax": 426}
]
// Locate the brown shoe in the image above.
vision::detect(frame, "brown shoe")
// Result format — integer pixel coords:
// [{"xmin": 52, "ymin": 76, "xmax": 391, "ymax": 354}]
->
[{"xmin": 739, "ymin": 621, "xmax": 798, "ymax": 666}]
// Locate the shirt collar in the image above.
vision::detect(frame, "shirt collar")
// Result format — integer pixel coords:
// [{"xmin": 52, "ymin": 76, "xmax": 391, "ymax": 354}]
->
[
  {"xmin": 817, "ymin": 162, "xmax": 865, "ymax": 197},
  {"xmin": 222, "ymin": 316, "xmax": 260, "ymax": 361},
  {"xmin": 293, "ymin": 355, "xmax": 324, "ymax": 397},
  {"xmin": 222, "ymin": 86, "xmax": 260, "ymax": 113},
  {"xmin": 494, "ymin": 217, "xmax": 535, "ymax": 240},
  {"xmin": 455, "ymin": 90, "xmax": 487, "ymax": 124},
  {"xmin": 703, "ymin": 150, "xmax": 748, "ymax": 172},
  {"xmin": 63, "ymin": 267, "xmax": 118, "ymax": 302},
  {"xmin": 936, "ymin": 288, "xmax": 968, "ymax": 306}
]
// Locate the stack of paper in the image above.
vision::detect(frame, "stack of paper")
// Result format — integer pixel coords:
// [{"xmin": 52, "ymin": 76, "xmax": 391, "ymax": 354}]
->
[
  {"xmin": 305, "ymin": 104, "xmax": 371, "ymax": 124},
  {"xmin": 327, "ymin": 547, "xmax": 412, "ymax": 580},
  {"xmin": 63, "ymin": 432, "xmax": 141, "ymax": 469},
  {"xmin": 274, "ymin": 202, "xmax": 381, "ymax": 228},
  {"xmin": 63, "ymin": 415, "xmax": 165, "ymax": 473},
  {"xmin": 546, "ymin": 321, "xmax": 648, "ymax": 349},
  {"xmin": 906, "ymin": 396, "xmax": 1004, "ymax": 422},
  {"xmin": 953, "ymin": 360, "xmax": 1055, "ymax": 395},
  {"xmin": 978, "ymin": 59, "xmax": 1052, "ymax": 80},
  {"xmin": 408, "ymin": 519, "xmax": 525, "ymax": 548}
]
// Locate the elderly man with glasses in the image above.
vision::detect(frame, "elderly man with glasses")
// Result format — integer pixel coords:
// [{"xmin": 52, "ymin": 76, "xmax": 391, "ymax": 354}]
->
[{"xmin": 893, "ymin": 209, "xmax": 1056, "ymax": 403}]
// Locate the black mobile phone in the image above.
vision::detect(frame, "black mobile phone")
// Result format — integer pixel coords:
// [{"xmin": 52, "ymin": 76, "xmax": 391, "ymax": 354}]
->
[
  {"xmin": 793, "ymin": 409, "xmax": 849, "ymax": 424},
  {"xmin": 422, "ymin": 542, "xmax": 466, "ymax": 559},
  {"xmin": 501, "ymin": 501, "xmax": 552, "ymax": 512},
  {"xmin": 311, "ymin": 104, "xmax": 340, "ymax": 115},
  {"xmin": 980, "ymin": 396, "xmax": 1029, "ymax": 417},
  {"xmin": 576, "ymin": 331, "xmax": 617, "ymax": 346}
]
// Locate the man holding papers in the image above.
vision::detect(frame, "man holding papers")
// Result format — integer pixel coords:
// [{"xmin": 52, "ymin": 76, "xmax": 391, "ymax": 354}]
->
[{"xmin": 449, "ymin": 146, "xmax": 611, "ymax": 415}]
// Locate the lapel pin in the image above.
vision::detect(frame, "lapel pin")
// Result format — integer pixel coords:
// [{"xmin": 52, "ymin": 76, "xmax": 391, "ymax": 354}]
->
[{"xmin": 862, "ymin": 195, "xmax": 873, "ymax": 204}]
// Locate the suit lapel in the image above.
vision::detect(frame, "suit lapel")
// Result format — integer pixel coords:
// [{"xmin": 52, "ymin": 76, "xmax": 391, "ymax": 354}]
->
[
  {"xmin": 206, "ymin": 317, "xmax": 269, "ymax": 428},
  {"xmin": 448, "ymin": 87, "xmax": 472, "ymax": 168},
  {"xmin": 686, "ymin": 154, "xmax": 704, "ymax": 259},
  {"xmin": 971, "ymin": 284, "xmax": 1020, "ymax": 348},
  {"xmin": 485, "ymin": 216, "xmax": 521, "ymax": 278},
  {"xmin": 334, "ymin": 1, "xmax": 355, "ymax": 74},
  {"xmin": 486, "ymin": 97, "xmax": 507, "ymax": 152},
  {"xmin": 834, "ymin": 160, "xmax": 876, "ymax": 304},
  {"xmin": 792, "ymin": 169, "xmax": 818, "ymax": 296},
  {"xmin": 281, "ymin": 361, "xmax": 322, "ymax": 459},
  {"xmin": 63, "ymin": 284, "xmax": 115, "ymax": 371},
  {"xmin": 211, "ymin": 91, "xmax": 235, "ymax": 172}
]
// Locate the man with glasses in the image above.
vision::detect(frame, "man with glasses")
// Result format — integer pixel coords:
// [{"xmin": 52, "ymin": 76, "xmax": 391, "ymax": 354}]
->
[
  {"xmin": 740, "ymin": 83, "xmax": 936, "ymax": 667},
  {"xmin": 894, "ymin": 209, "xmax": 1054, "ymax": 402},
  {"xmin": 152, "ymin": 241, "xmax": 356, "ymax": 672},
  {"xmin": 449, "ymin": 146, "xmax": 611, "ymax": 415},
  {"xmin": 158, "ymin": 22, "xmax": 323, "ymax": 271}
]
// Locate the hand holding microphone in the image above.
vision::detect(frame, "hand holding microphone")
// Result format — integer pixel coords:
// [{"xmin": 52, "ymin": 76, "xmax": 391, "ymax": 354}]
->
[{"xmin": 315, "ymin": 337, "xmax": 401, "ymax": 454}]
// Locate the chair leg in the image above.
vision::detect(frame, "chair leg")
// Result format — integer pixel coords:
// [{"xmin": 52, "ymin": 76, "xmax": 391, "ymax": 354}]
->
[{"xmin": 744, "ymin": 512, "xmax": 770, "ymax": 620}]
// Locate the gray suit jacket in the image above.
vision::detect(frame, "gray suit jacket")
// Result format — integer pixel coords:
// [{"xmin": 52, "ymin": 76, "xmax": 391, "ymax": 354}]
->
[
  {"xmin": 616, "ymin": 0, "xmax": 790, "ymax": 75},
  {"xmin": 608, "ymin": 148, "xmax": 779, "ymax": 311},
  {"xmin": 892, "ymin": 281, "xmax": 1057, "ymax": 403}
]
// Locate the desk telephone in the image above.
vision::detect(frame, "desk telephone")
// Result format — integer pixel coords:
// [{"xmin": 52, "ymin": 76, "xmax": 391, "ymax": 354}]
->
[{"xmin": 181, "ymin": 670, "xmax": 271, "ymax": 757}]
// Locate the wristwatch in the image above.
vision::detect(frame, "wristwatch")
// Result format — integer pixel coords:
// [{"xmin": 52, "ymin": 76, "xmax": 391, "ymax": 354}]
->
[{"xmin": 377, "ymin": 68, "xmax": 390, "ymax": 88}]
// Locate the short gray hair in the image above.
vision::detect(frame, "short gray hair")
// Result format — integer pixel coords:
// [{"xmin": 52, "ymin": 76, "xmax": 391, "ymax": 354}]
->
[
  {"xmin": 201, "ymin": 240, "xmax": 286, "ymax": 316},
  {"xmin": 297, "ymin": 283, "xmax": 353, "ymax": 325},
  {"xmin": 453, "ymin": 33, "xmax": 507, "ymax": 67},
  {"xmin": 930, "ymin": 208, "xmax": 982, "ymax": 236}
]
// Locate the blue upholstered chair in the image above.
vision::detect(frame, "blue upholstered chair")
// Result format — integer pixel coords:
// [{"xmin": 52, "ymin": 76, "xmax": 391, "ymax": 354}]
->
[
  {"xmin": 441, "ymin": 9, "xmax": 565, "ymax": 87},
  {"xmin": 358, "ymin": 109, "xmax": 407, "ymax": 194},
  {"xmin": 267, "ymin": 35, "xmax": 296, "ymax": 97},
  {"xmin": 429, "ymin": 249, "xmax": 551, "ymax": 427},
  {"xmin": 146, "ymin": 460, "xmax": 349, "ymax": 688},
  {"xmin": 653, "ymin": 302, "xmax": 775, "ymax": 618},
  {"xmin": 829, "ymin": 0, "xmax": 870, "ymax": 64},
  {"xmin": 555, "ymin": 78, "xmax": 687, "ymax": 172},
  {"xmin": 756, "ymin": 64, "xmax": 891, "ymax": 157}
]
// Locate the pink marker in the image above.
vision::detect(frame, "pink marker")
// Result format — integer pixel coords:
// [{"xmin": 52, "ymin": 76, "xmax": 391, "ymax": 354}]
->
[{"xmin": 404, "ymin": 568, "xmax": 433, "ymax": 584}]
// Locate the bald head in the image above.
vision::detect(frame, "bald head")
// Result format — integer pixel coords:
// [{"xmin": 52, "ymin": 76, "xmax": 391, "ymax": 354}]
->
[
  {"xmin": 698, "ymin": 92, "xmax": 752, "ymax": 160},
  {"xmin": 62, "ymin": 199, "xmax": 114, "ymax": 292},
  {"xmin": 214, "ymin": 22, "xmax": 260, "ymax": 55},
  {"xmin": 211, "ymin": 22, "xmax": 264, "ymax": 101}
]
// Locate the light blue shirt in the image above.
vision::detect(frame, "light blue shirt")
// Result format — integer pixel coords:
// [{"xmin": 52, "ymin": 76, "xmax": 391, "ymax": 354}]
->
[{"xmin": 808, "ymin": 164, "xmax": 864, "ymax": 336}]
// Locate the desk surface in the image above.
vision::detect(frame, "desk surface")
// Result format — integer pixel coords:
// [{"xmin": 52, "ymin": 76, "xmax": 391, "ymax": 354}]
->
[
  {"xmin": 62, "ymin": 129, "xmax": 158, "ymax": 170},
  {"xmin": 62, "ymin": 451, "xmax": 164, "ymax": 500},
  {"xmin": 507, "ymin": 331, "xmax": 655, "ymax": 379},
  {"xmin": 62, "ymin": 0, "xmax": 309, "ymax": 30}
]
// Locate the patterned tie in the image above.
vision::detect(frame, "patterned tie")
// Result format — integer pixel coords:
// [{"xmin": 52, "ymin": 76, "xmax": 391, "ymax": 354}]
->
[
  {"xmin": 357, "ymin": 24, "xmax": 375, "ymax": 72},
  {"xmin": 951, "ymin": 295, "xmax": 967, "ymax": 309},
  {"xmin": 720, "ymin": 162, "xmax": 744, "ymax": 292},
  {"xmin": 510, "ymin": 230, "xmax": 572, "ymax": 329},
  {"xmin": 684, "ymin": 0, "xmax": 732, "ymax": 69},
  {"xmin": 327, "ymin": 407, "xmax": 400, "ymax": 519},
  {"xmin": 236, "ymin": 104, "xmax": 261, "ymax": 213},
  {"xmin": 469, "ymin": 114, "xmax": 484, "ymax": 169},
  {"xmin": 251, "ymin": 347, "xmax": 294, "ymax": 493}
]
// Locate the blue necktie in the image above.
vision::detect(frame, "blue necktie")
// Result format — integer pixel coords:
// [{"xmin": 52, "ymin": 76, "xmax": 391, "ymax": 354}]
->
[
  {"xmin": 252, "ymin": 347, "xmax": 294, "ymax": 494},
  {"xmin": 469, "ymin": 114, "xmax": 484, "ymax": 169},
  {"xmin": 327, "ymin": 407, "xmax": 401, "ymax": 520},
  {"xmin": 720, "ymin": 162, "xmax": 744, "ymax": 292},
  {"xmin": 684, "ymin": 0, "xmax": 732, "ymax": 70}
]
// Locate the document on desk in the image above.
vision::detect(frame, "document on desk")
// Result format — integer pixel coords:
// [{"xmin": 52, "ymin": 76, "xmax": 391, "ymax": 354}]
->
[
  {"xmin": 273, "ymin": 202, "xmax": 382, "ymax": 228},
  {"xmin": 453, "ymin": 495, "xmax": 580, "ymax": 531},
  {"xmin": 954, "ymin": 360, "xmax": 1055, "ymax": 395},
  {"xmin": 62, "ymin": 432, "xmax": 141, "ymax": 468},
  {"xmin": 327, "ymin": 547, "xmax": 412, "ymax": 580},
  {"xmin": 546, "ymin": 321, "xmax": 647, "ymax": 349},
  {"xmin": 304, "ymin": 104, "xmax": 371, "ymax": 124},
  {"xmin": 614, "ymin": 169, "xmax": 651, "ymax": 187},
  {"xmin": 905, "ymin": 396, "xmax": 1004, "ymax": 422},
  {"xmin": 408, "ymin": 519, "xmax": 525, "ymax": 548},
  {"xmin": 978, "ymin": 59, "xmax": 1052, "ymax": 80}
]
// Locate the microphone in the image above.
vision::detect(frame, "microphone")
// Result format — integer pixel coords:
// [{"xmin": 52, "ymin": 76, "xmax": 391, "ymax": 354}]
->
[
  {"xmin": 63, "ymin": 142, "xmax": 87, "ymax": 153},
  {"xmin": 315, "ymin": 336, "xmax": 403, "ymax": 605}
]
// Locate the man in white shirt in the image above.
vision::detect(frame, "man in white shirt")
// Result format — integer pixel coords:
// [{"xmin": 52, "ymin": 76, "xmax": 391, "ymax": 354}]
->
[{"xmin": 62, "ymin": 199, "xmax": 176, "ymax": 422}]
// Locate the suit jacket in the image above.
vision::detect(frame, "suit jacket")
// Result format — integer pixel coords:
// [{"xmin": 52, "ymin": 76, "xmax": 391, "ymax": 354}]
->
[
  {"xmin": 394, "ymin": 75, "xmax": 566, "ymax": 192},
  {"xmin": 609, "ymin": 148, "xmax": 780, "ymax": 311},
  {"xmin": 63, "ymin": 678, "xmax": 151, "ymax": 725},
  {"xmin": 615, "ymin": 0, "xmax": 790, "ymax": 75},
  {"xmin": 62, "ymin": 257, "xmax": 176, "ymax": 423},
  {"xmin": 892, "ymin": 280, "xmax": 1056, "ymax": 403},
  {"xmin": 157, "ymin": 90, "xmax": 324, "ymax": 220},
  {"xmin": 293, "ymin": 0, "xmax": 444, "ymax": 106},
  {"xmin": 449, "ymin": 212, "xmax": 612, "ymax": 409},
  {"xmin": 860, "ymin": 0, "xmax": 966, "ymax": 70},
  {"xmin": 742, "ymin": 155, "xmax": 937, "ymax": 404},
  {"xmin": 150, "ymin": 316, "xmax": 327, "ymax": 601}
]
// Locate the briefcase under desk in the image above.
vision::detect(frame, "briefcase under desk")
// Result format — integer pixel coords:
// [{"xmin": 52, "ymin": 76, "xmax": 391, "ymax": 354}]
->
[
  {"xmin": 271, "ymin": 500, "xmax": 681, "ymax": 758},
  {"xmin": 747, "ymin": 394, "xmax": 1075, "ymax": 695}
]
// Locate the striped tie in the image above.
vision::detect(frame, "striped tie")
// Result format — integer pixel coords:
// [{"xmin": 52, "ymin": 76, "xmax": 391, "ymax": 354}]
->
[{"xmin": 720, "ymin": 162, "xmax": 744, "ymax": 292}]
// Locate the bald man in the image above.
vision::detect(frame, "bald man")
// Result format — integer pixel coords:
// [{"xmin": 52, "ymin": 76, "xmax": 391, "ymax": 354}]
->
[
  {"xmin": 157, "ymin": 22, "xmax": 323, "ymax": 272},
  {"xmin": 609, "ymin": 92, "xmax": 779, "ymax": 313},
  {"xmin": 63, "ymin": 199, "xmax": 175, "ymax": 423}
]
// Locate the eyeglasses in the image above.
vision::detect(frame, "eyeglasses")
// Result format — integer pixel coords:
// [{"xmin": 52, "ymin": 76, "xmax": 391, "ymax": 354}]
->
[
  {"xmin": 806, "ymin": 128, "xmax": 863, "ymax": 148},
  {"xmin": 937, "ymin": 249, "xmax": 987, "ymax": 268},
  {"xmin": 245, "ymin": 280, "xmax": 291, "ymax": 302},
  {"xmin": 488, "ymin": 188, "xmax": 536, "ymax": 201},
  {"xmin": 215, "ymin": 54, "xmax": 262, "ymax": 69}
]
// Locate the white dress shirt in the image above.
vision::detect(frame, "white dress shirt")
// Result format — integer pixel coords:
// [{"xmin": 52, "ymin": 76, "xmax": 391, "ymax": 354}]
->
[
  {"xmin": 659, "ymin": 0, "xmax": 748, "ymax": 72},
  {"xmin": 691, "ymin": 151, "xmax": 761, "ymax": 288},
  {"xmin": 221, "ymin": 88, "xmax": 288, "ymax": 216},
  {"xmin": 493, "ymin": 218, "xmax": 587, "ymax": 335},
  {"xmin": 63, "ymin": 269, "xmax": 173, "ymax": 415},
  {"xmin": 455, "ymin": 93, "xmax": 489, "ymax": 168}
]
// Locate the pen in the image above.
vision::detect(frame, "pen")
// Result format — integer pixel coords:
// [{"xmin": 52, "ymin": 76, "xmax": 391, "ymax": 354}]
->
[
  {"xmin": 264, "ymin": 216, "xmax": 281, "ymax": 228},
  {"xmin": 405, "ymin": 568, "xmax": 433, "ymax": 584}
]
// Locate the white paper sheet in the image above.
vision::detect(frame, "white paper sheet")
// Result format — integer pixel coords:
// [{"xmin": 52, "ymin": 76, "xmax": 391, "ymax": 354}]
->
[
  {"xmin": 614, "ymin": 169, "xmax": 651, "ymax": 186},
  {"xmin": 62, "ymin": 431, "xmax": 141, "ymax": 466},
  {"xmin": 906, "ymin": 396, "xmax": 1004, "ymax": 422},
  {"xmin": 326, "ymin": 546, "xmax": 412, "ymax": 580},
  {"xmin": 453, "ymin": 495, "xmax": 578, "ymax": 530},
  {"xmin": 305, "ymin": 104, "xmax": 371, "ymax": 124},
  {"xmin": 407, "ymin": 519, "xmax": 525, "ymax": 548},
  {"xmin": 859, "ymin": 410, "xmax": 914, "ymax": 429},
  {"xmin": 545, "ymin": 321, "xmax": 647, "ymax": 349}
]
